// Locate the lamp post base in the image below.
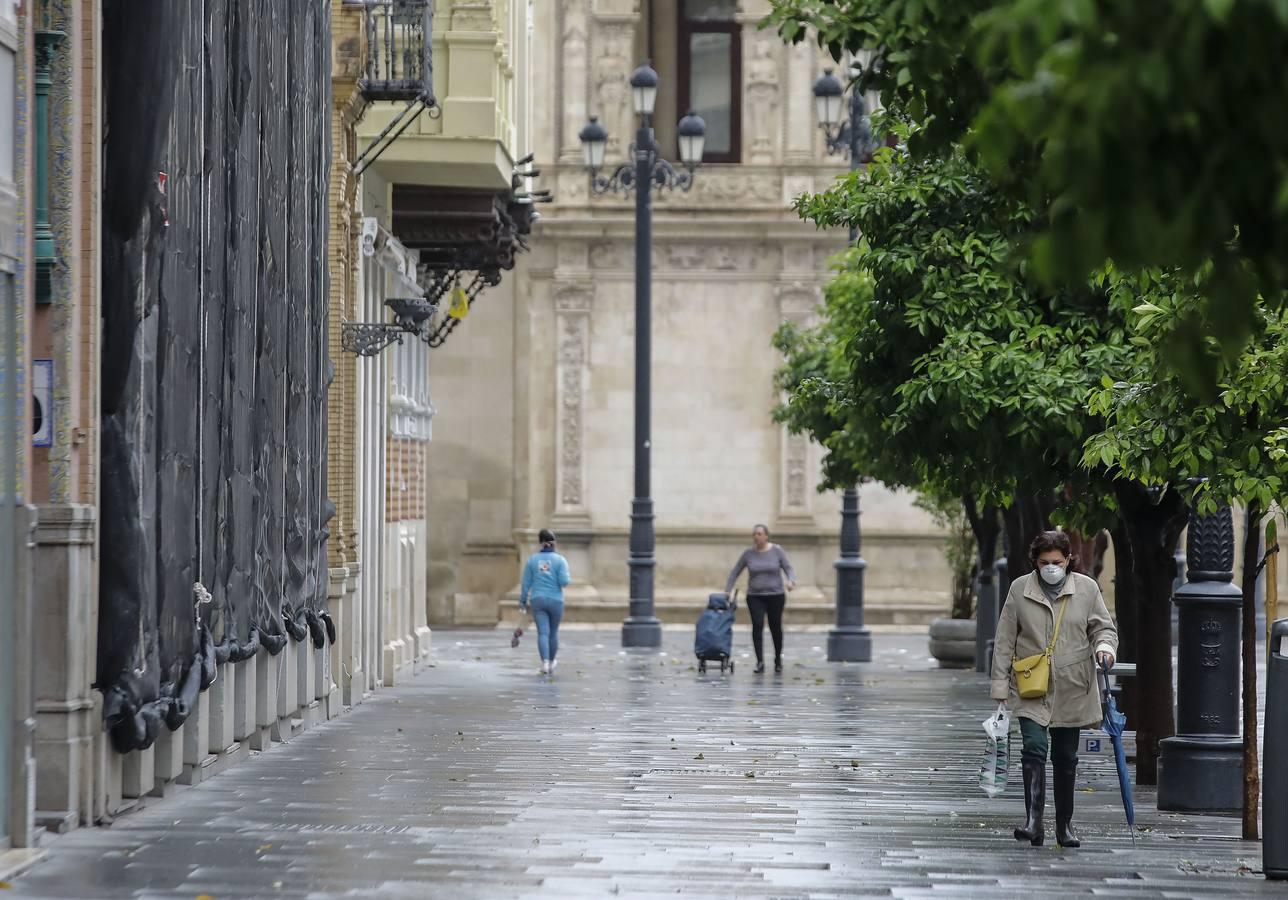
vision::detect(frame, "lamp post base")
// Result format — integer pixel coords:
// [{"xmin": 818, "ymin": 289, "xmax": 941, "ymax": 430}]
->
[
  {"xmin": 827, "ymin": 626, "xmax": 872, "ymax": 662},
  {"xmin": 1157, "ymin": 735, "xmax": 1243, "ymax": 812},
  {"xmin": 621, "ymin": 616, "xmax": 663, "ymax": 649}
]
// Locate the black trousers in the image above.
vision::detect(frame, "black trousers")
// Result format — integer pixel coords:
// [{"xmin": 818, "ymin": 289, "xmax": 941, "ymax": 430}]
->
[
  {"xmin": 747, "ymin": 593, "xmax": 786, "ymax": 664},
  {"xmin": 1019, "ymin": 718, "xmax": 1080, "ymax": 768}
]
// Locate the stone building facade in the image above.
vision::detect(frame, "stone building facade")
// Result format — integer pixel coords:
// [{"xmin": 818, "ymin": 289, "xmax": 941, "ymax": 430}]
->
[
  {"xmin": 0, "ymin": 0, "xmax": 544, "ymax": 851},
  {"xmin": 1, "ymin": 0, "xmax": 35, "ymax": 854},
  {"xmin": 424, "ymin": 0, "xmax": 956, "ymax": 628}
]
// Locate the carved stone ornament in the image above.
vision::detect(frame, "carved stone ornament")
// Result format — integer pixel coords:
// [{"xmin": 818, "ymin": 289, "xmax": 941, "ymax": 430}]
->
[
  {"xmin": 658, "ymin": 171, "xmax": 782, "ymax": 207},
  {"xmin": 784, "ymin": 434, "xmax": 809, "ymax": 510},
  {"xmin": 451, "ymin": 1, "xmax": 494, "ymax": 32},
  {"xmin": 555, "ymin": 285, "xmax": 593, "ymax": 511},
  {"xmin": 594, "ymin": 27, "xmax": 634, "ymax": 156},
  {"xmin": 775, "ymin": 281, "xmax": 821, "ymax": 324},
  {"xmin": 745, "ymin": 36, "xmax": 781, "ymax": 161}
]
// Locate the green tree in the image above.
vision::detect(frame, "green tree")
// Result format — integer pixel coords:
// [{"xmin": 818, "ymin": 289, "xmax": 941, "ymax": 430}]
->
[
  {"xmin": 773, "ymin": 134, "xmax": 1189, "ymax": 781},
  {"xmin": 765, "ymin": 0, "xmax": 1288, "ymax": 367},
  {"xmin": 1086, "ymin": 287, "xmax": 1288, "ymax": 836}
]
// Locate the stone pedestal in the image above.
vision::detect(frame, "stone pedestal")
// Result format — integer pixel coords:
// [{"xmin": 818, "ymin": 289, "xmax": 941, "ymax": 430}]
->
[
  {"xmin": 336, "ymin": 565, "xmax": 362, "ymax": 708},
  {"xmin": 1159, "ymin": 504, "xmax": 1244, "ymax": 813},
  {"xmin": 153, "ymin": 724, "xmax": 184, "ymax": 791},
  {"xmin": 120, "ymin": 749, "xmax": 154, "ymax": 801},
  {"xmin": 179, "ymin": 691, "xmax": 215, "ymax": 785},
  {"xmin": 233, "ymin": 658, "xmax": 256, "ymax": 743},
  {"xmin": 273, "ymin": 642, "xmax": 300, "ymax": 742},
  {"xmin": 208, "ymin": 662, "xmax": 236, "ymax": 755},
  {"xmin": 252, "ymin": 651, "xmax": 277, "ymax": 751},
  {"xmin": 298, "ymin": 633, "xmax": 320, "ymax": 729},
  {"xmin": 32, "ymin": 504, "xmax": 97, "ymax": 827}
]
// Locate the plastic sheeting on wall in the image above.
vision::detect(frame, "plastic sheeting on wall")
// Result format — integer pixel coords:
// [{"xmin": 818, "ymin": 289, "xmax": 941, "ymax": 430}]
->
[{"xmin": 99, "ymin": 0, "xmax": 333, "ymax": 754}]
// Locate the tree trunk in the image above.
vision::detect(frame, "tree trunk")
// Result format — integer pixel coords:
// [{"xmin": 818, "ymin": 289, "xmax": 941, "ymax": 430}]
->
[
  {"xmin": 1003, "ymin": 492, "xmax": 1056, "ymax": 585},
  {"xmin": 1109, "ymin": 519, "xmax": 1139, "ymax": 727},
  {"xmin": 1241, "ymin": 503, "xmax": 1262, "ymax": 840},
  {"xmin": 1113, "ymin": 481, "xmax": 1189, "ymax": 785},
  {"xmin": 1068, "ymin": 529, "xmax": 1110, "ymax": 581},
  {"xmin": 964, "ymin": 496, "xmax": 1001, "ymax": 591}
]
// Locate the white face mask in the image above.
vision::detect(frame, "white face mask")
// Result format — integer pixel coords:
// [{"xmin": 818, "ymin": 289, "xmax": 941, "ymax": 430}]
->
[{"xmin": 1039, "ymin": 563, "xmax": 1066, "ymax": 586}]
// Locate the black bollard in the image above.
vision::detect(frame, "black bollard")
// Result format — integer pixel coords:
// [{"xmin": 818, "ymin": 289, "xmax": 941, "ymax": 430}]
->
[
  {"xmin": 827, "ymin": 487, "xmax": 872, "ymax": 662},
  {"xmin": 1158, "ymin": 504, "xmax": 1243, "ymax": 812},
  {"xmin": 1265, "ymin": 618, "xmax": 1288, "ymax": 880},
  {"xmin": 985, "ymin": 555, "xmax": 1009, "ymax": 672},
  {"xmin": 974, "ymin": 565, "xmax": 997, "ymax": 674}
]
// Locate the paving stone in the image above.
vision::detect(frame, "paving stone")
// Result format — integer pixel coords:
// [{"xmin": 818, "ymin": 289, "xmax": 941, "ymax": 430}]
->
[{"xmin": 7, "ymin": 631, "xmax": 1281, "ymax": 898}]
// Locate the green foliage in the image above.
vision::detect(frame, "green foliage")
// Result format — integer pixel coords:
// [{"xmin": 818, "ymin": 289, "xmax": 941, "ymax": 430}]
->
[
  {"xmin": 762, "ymin": 0, "xmax": 997, "ymax": 156},
  {"xmin": 773, "ymin": 133, "xmax": 1132, "ymax": 528},
  {"xmin": 765, "ymin": 0, "xmax": 1288, "ymax": 364},
  {"xmin": 912, "ymin": 487, "xmax": 978, "ymax": 618},
  {"xmin": 1085, "ymin": 285, "xmax": 1288, "ymax": 515}
]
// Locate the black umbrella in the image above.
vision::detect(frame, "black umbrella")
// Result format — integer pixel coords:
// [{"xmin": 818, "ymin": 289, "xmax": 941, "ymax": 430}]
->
[{"xmin": 1100, "ymin": 661, "xmax": 1136, "ymax": 845}]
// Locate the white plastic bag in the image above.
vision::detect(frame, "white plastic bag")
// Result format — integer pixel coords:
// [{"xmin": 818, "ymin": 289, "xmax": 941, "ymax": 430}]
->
[{"xmin": 978, "ymin": 703, "xmax": 1012, "ymax": 798}]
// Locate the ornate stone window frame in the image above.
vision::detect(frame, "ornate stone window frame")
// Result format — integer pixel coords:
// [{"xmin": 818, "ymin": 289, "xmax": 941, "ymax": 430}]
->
[{"xmin": 677, "ymin": 0, "xmax": 742, "ymax": 164}]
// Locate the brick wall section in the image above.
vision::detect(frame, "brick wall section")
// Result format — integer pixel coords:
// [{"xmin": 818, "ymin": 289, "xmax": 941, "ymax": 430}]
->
[
  {"xmin": 326, "ymin": 0, "xmax": 369, "ymax": 566},
  {"xmin": 77, "ymin": 0, "xmax": 98, "ymax": 506},
  {"xmin": 384, "ymin": 436, "xmax": 426, "ymax": 523}
]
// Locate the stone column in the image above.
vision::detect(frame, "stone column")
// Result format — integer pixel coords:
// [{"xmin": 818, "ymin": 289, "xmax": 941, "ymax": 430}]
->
[
  {"xmin": 1158, "ymin": 503, "xmax": 1244, "ymax": 812},
  {"xmin": 775, "ymin": 282, "xmax": 818, "ymax": 526},
  {"xmin": 32, "ymin": 504, "xmax": 96, "ymax": 828},
  {"xmin": 558, "ymin": 0, "xmax": 590, "ymax": 164},
  {"xmin": 552, "ymin": 283, "xmax": 593, "ymax": 527},
  {"xmin": 783, "ymin": 39, "xmax": 817, "ymax": 164},
  {"xmin": 328, "ymin": 0, "xmax": 371, "ymax": 570}
]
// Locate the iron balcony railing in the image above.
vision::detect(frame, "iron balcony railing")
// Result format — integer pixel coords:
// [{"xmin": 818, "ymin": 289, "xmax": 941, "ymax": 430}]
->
[{"xmin": 360, "ymin": 0, "xmax": 433, "ymax": 103}]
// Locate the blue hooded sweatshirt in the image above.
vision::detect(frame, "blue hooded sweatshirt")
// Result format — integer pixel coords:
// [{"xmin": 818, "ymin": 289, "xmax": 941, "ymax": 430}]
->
[{"xmin": 520, "ymin": 548, "xmax": 571, "ymax": 606}]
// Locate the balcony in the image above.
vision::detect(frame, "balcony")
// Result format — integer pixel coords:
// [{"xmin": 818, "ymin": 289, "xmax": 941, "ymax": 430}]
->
[{"xmin": 359, "ymin": 0, "xmax": 434, "ymax": 103}]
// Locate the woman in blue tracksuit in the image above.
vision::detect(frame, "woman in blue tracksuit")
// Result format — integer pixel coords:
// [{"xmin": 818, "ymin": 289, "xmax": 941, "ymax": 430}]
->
[{"xmin": 519, "ymin": 528, "xmax": 571, "ymax": 674}]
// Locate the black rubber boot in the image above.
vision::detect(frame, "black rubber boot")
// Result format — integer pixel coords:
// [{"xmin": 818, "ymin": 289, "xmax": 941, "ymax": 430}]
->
[
  {"xmin": 1054, "ymin": 763, "xmax": 1081, "ymax": 848},
  {"xmin": 1013, "ymin": 760, "xmax": 1045, "ymax": 846}
]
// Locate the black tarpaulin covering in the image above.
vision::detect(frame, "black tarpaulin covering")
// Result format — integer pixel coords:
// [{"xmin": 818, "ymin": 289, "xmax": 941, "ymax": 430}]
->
[{"xmin": 100, "ymin": 0, "xmax": 333, "ymax": 753}]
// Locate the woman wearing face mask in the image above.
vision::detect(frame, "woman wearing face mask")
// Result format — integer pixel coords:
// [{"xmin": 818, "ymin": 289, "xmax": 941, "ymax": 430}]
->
[{"xmin": 990, "ymin": 530, "xmax": 1118, "ymax": 849}]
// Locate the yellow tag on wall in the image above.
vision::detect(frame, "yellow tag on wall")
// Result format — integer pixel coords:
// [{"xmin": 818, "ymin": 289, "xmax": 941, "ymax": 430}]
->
[{"xmin": 447, "ymin": 286, "xmax": 470, "ymax": 320}]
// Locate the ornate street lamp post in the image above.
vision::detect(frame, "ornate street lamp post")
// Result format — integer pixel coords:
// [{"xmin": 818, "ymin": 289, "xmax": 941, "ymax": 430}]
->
[
  {"xmin": 580, "ymin": 63, "xmax": 706, "ymax": 649},
  {"xmin": 813, "ymin": 66, "xmax": 879, "ymax": 662}
]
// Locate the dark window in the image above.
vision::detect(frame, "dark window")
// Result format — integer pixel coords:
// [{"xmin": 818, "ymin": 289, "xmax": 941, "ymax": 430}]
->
[{"xmin": 678, "ymin": 0, "xmax": 740, "ymax": 163}]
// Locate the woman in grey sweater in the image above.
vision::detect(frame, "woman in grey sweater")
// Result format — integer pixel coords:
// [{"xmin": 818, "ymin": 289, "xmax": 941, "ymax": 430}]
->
[{"xmin": 725, "ymin": 524, "xmax": 796, "ymax": 673}]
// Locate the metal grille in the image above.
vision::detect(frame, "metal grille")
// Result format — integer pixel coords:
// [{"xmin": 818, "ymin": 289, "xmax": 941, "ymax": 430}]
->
[{"xmin": 361, "ymin": 0, "xmax": 433, "ymax": 102}]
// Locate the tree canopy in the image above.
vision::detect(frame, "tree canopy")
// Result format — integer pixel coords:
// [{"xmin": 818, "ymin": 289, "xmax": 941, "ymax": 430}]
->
[
  {"xmin": 773, "ymin": 135, "xmax": 1129, "ymax": 530},
  {"xmin": 765, "ymin": 0, "xmax": 1288, "ymax": 362}
]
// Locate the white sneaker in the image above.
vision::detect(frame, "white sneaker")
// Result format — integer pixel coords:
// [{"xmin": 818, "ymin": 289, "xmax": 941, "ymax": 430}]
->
[
  {"xmin": 540, "ymin": 661, "xmax": 549, "ymax": 674},
  {"xmin": 550, "ymin": 659, "xmax": 558, "ymax": 673}
]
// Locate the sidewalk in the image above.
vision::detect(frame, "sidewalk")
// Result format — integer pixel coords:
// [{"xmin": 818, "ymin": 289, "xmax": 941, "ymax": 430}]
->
[{"xmin": 8, "ymin": 631, "xmax": 1277, "ymax": 898}]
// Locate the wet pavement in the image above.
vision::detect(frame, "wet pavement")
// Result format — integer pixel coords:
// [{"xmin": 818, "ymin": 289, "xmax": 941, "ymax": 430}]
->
[{"xmin": 8, "ymin": 628, "xmax": 1279, "ymax": 898}]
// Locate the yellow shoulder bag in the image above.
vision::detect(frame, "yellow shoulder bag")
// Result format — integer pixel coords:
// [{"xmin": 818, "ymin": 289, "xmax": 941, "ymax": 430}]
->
[{"xmin": 1011, "ymin": 595, "xmax": 1069, "ymax": 699}]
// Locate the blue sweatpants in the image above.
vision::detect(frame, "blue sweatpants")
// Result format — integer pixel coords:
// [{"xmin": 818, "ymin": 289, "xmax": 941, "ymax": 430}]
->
[{"xmin": 530, "ymin": 596, "xmax": 564, "ymax": 662}]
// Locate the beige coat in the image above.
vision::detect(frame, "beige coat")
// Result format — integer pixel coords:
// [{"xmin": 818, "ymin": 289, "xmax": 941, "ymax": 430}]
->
[{"xmin": 990, "ymin": 571, "xmax": 1118, "ymax": 728}]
